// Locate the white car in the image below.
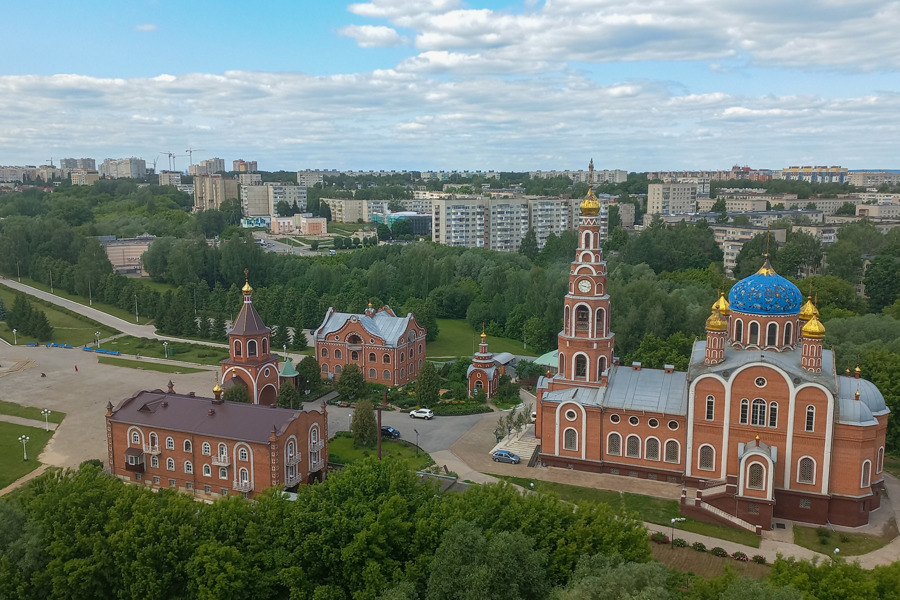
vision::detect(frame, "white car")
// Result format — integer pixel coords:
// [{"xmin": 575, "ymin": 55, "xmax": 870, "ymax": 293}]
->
[{"xmin": 409, "ymin": 408, "xmax": 434, "ymax": 420}]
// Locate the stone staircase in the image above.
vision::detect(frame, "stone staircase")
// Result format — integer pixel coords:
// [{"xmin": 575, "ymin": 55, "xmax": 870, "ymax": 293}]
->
[
  {"xmin": 681, "ymin": 484, "xmax": 762, "ymax": 535},
  {"xmin": 490, "ymin": 425, "xmax": 541, "ymax": 462}
]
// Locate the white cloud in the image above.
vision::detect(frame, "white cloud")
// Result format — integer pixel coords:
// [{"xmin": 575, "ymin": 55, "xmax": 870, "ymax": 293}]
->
[
  {"xmin": 135, "ymin": 24, "xmax": 156, "ymax": 32},
  {"xmin": 338, "ymin": 24, "xmax": 409, "ymax": 47}
]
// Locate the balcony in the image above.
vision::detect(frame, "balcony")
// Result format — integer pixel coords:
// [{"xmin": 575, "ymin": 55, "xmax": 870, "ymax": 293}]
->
[
  {"xmin": 286, "ymin": 453, "xmax": 302, "ymax": 466},
  {"xmin": 309, "ymin": 459, "xmax": 325, "ymax": 473},
  {"xmin": 310, "ymin": 440, "xmax": 324, "ymax": 453},
  {"xmin": 212, "ymin": 454, "xmax": 231, "ymax": 467},
  {"xmin": 232, "ymin": 479, "xmax": 253, "ymax": 493},
  {"xmin": 285, "ymin": 471, "xmax": 303, "ymax": 487},
  {"xmin": 124, "ymin": 461, "xmax": 145, "ymax": 473},
  {"xmin": 142, "ymin": 443, "xmax": 161, "ymax": 455}
]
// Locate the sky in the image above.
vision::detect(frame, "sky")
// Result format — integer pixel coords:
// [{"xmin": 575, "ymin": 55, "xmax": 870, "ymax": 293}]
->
[{"xmin": 1, "ymin": 0, "xmax": 899, "ymax": 172}]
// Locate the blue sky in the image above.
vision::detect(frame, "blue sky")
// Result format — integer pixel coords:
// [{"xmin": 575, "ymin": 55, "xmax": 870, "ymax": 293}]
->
[{"xmin": 1, "ymin": 0, "xmax": 899, "ymax": 171}]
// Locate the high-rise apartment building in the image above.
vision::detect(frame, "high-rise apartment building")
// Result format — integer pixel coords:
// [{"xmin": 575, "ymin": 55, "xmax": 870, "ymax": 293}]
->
[
  {"xmin": 775, "ymin": 166, "xmax": 848, "ymax": 184},
  {"xmin": 194, "ymin": 174, "xmax": 239, "ymax": 212},
  {"xmin": 158, "ymin": 171, "xmax": 182, "ymax": 187},
  {"xmin": 432, "ymin": 197, "xmax": 487, "ymax": 248},
  {"xmin": 238, "ymin": 173, "xmax": 262, "ymax": 186},
  {"xmin": 233, "ymin": 159, "xmax": 257, "ymax": 172},
  {"xmin": 297, "ymin": 169, "xmax": 332, "ymax": 187},
  {"xmin": 189, "ymin": 158, "xmax": 226, "ymax": 176},
  {"xmin": 242, "ymin": 183, "xmax": 308, "ymax": 217},
  {"xmin": 647, "ymin": 183, "xmax": 698, "ymax": 216},
  {"xmin": 71, "ymin": 169, "xmax": 100, "ymax": 186},
  {"xmin": 99, "ymin": 158, "xmax": 147, "ymax": 179},
  {"xmin": 60, "ymin": 158, "xmax": 96, "ymax": 170}
]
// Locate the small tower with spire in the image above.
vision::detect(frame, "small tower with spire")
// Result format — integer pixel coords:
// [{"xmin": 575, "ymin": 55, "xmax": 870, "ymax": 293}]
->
[
  {"xmin": 467, "ymin": 325, "xmax": 500, "ymax": 398},
  {"xmin": 704, "ymin": 304, "xmax": 728, "ymax": 365},
  {"xmin": 800, "ymin": 298, "xmax": 825, "ymax": 373}
]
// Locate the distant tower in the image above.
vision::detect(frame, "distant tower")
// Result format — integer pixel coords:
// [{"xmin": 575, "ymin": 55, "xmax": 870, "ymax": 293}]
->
[
  {"xmin": 556, "ymin": 160, "xmax": 615, "ymax": 385},
  {"xmin": 800, "ymin": 315, "xmax": 825, "ymax": 373},
  {"xmin": 468, "ymin": 328, "xmax": 500, "ymax": 398},
  {"xmin": 220, "ymin": 270, "xmax": 280, "ymax": 405}
]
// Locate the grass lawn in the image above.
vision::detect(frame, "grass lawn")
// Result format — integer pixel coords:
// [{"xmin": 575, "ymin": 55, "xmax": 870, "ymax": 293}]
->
[
  {"xmin": 327, "ymin": 222, "xmax": 369, "ymax": 235},
  {"xmin": 0, "ymin": 422, "xmax": 54, "ymax": 488},
  {"xmin": 428, "ymin": 319, "xmax": 537, "ymax": 358},
  {"xmin": 136, "ymin": 280, "xmax": 178, "ymax": 294},
  {"xmin": 0, "ymin": 283, "xmax": 118, "ymax": 346},
  {"xmin": 492, "ymin": 475, "xmax": 760, "ymax": 548},
  {"xmin": 277, "ymin": 237, "xmax": 304, "ymax": 247},
  {"xmin": 883, "ymin": 454, "xmax": 900, "ymax": 479},
  {"xmin": 793, "ymin": 520, "xmax": 898, "ymax": 556},
  {"xmin": 328, "ymin": 432, "xmax": 433, "ymax": 471},
  {"xmin": 102, "ymin": 336, "xmax": 229, "ymax": 365},
  {"xmin": 0, "ymin": 400, "xmax": 66, "ymax": 424},
  {"xmin": 650, "ymin": 544, "xmax": 770, "ymax": 579},
  {"xmin": 5, "ymin": 276, "xmax": 139, "ymax": 324},
  {"xmin": 98, "ymin": 356, "xmax": 209, "ymax": 374}
]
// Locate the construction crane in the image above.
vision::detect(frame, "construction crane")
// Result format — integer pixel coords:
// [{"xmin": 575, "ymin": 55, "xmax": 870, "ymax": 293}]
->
[
  {"xmin": 46, "ymin": 157, "xmax": 54, "ymax": 167},
  {"xmin": 185, "ymin": 147, "xmax": 205, "ymax": 166},
  {"xmin": 160, "ymin": 151, "xmax": 187, "ymax": 172}
]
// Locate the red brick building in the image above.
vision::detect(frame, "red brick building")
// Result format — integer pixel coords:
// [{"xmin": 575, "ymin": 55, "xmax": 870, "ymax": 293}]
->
[
  {"xmin": 105, "ymin": 382, "xmax": 328, "ymax": 499},
  {"xmin": 536, "ymin": 164, "xmax": 889, "ymax": 529},
  {"xmin": 313, "ymin": 304, "xmax": 426, "ymax": 387}
]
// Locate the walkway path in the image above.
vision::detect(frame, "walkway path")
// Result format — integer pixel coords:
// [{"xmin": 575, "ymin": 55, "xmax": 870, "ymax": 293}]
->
[{"xmin": 0, "ymin": 414, "xmax": 58, "ymax": 430}]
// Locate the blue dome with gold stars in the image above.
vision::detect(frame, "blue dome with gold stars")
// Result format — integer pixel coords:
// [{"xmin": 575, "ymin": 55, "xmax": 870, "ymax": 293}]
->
[{"xmin": 728, "ymin": 258, "xmax": 802, "ymax": 316}]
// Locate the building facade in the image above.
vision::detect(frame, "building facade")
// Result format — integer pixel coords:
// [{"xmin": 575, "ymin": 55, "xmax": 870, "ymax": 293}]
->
[
  {"xmin": 647, "ymin": 183, "xmax": 698, "ymax": 216},
  {"xmin": 99, "ymin": 158, "xmax": 147, "ymax": 179},
  {"xmin": 101, "ymin": 234, "xmax": 156, "ymax": 276},
  {"xmin": 194, "ymin": 174, "xmax": 239, "ymax": 211},
  {"xmin": 313, "ymin": 304, "xmax": 426, "ymax": 387},
  {"xmin": 158, "ymin": 171, "xmax": 182, "ymax": 187},
  {"xmin": 71, "ymin": 169, "xmax": 100, "ymax": 186},
  {"xmin": 536, "ymin": 184, "xmax": 889, "ymax": 530}
]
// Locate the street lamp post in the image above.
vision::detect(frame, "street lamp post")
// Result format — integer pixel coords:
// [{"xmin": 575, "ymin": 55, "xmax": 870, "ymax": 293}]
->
[
  {"xmin": 18, "ymin": 435, "xmax": 29, "ymax": 460},
  {"xmin": 95, "ymin": 331, "xmax": 101, "ymax": 349},
  {"xmin": 41, "ymin": 409, "xmax": 51, "ymax": 431},
  {"xmin": 305, "ymin": 379, "xmax": 310, "ymax": 397},
  {"xmin": 16, "ymin": 258, "xmax": 20, "ymax": 282},
  {"xmin": 670, "ymin": 518, "xmax": 685, "ymax": 548},
  {"xmin": 88, "ymin": 279, "xmax": 92, "ymax": 306},
  {"xmin": 348, "ymin": 411, "xmax": 353, "ymax": 432},
  {"xmin": 134, "ymin": 294, "xmax": 139, "ymax": 323},
  {"xmin": 414, "ymin": 429, "xmax": 420, "ymax": 455},
  {"xmin": 163, "ymin": 341, "xmax": 168, "ymax": 359},
  {"xmin": 12, "ymin": 328, "xmax": 17, "ymax": 345},
  {"xmin": 49, "ymin": 266, "xmax": 53, "ymax": 294}
]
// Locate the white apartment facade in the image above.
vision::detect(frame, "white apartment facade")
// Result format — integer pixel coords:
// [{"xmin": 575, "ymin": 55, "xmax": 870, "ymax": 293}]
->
[
  {"xmin": 194, "ymin": 174, "xmax": 239, "ymax": 212},
  {"xmin": 189, "ymin": 158, "xmax": 225, "ymax": 176},
  {"xmin": 99, "ymin": 158, "xmax": 147, "ymax": 179},
  {"xmin": 158, "ymin": 171, "xmax": 182, "ymax": 186},
  {"xmin": 647, "ymin": 183, "xmax": 698, "ymax": 216}
]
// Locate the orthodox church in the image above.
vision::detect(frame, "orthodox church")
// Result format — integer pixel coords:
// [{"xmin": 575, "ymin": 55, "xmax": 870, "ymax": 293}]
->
[{"xmin": 535, "ymin": 162, "xmax": 889, "ymax": 529}]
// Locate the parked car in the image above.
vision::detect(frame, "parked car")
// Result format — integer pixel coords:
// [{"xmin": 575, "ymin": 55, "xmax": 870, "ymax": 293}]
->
[
  {"xmin": 409, "ymin": 408, "xmax": 434, "ymax": 420},
  {"xmin": 492, "ymin": 450, "xmax": 521, "ymax": 464},
  {"xmin": 380, "ymin": 426, "xmax": 401, "ymax": 439}
]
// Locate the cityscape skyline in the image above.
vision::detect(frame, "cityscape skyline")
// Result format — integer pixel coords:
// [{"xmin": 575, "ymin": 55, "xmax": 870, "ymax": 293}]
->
[{"xmin": 1, "ymin": 0, "xmax": 899, "ymax": 170}]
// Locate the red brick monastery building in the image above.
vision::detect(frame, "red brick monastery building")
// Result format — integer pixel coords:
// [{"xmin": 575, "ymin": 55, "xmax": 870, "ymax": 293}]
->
[
  {"xmin": 313, "ymin": 303, "xmax": 426, "ymax": 387},
  {"xmin": 536, "ymin": 163, "xmax": 889, "ymax": 529}
]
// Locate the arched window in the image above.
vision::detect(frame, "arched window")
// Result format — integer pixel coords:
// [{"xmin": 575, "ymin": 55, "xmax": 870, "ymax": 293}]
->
[
  {"xmin": 559, "ymin": 353, "xmax": 565, "ymax": 374},
  {"xmin": 369, "ymin": 368, "xmax": 376, "ymax": 378},
  {"xmin": 784, "ymin": 322, "xmax": 793, "ymax": 345},
  {"xmin": 564, "ymin": 428, "xmax": 578, "ymax": 451},
  {"xmin": 239, "ymin": 448, "xmax": 248, "ymax": 461},
  {"xmin": 262, "ymin": 338, "xmax": 268, "ymax": 355},
  {"xmin": 321, "ymin": 364, "xmax": 329, "ymax": 373},
  {"xmin": 798, "ymin": 457, "xmax": 815, "ymax": 484},
  {"xmin": 219, "ymin": 467, "xmax": 227, "ymax": 479},
  {"xmin": 248, "ymin": 340, "xmax": 258, "ymax": 356},
  {"xmin": 334, "ymin": 349, "xmax": 342, "ymax": 359},
  {"xmin": 769, "ymin": 402, "xmax": 778, "ymax": 428},
  {"xmin": 878, "ymin": 447, "xmax": 885, "ymax": 473},
  {"xmin": 665, "ymin": 440, "xmax": 679, "ymax": 463},
  {"xmin": 734, "ymin": 319, "xmax": 744, "ymax": 343},
  {"xmin": 203, "ymin": 464, "xmax": 211, "ymax": 477},
  {"xmin": 310, "ymin": 425, "xmax": 320, "ymax": 443},
  {"xmin": 751, "ymin": 399, "xmax": 766, "ymax": 426},
  {"xmin": 596, "ymin": 308, "xmax": 605, "ymax": 336},
  {"xmin": 321, "ymin": 348, "xmax": 328, "ymax": 358},
  {"xmin": 805, "ymin": 406, "xmax": 815, "ymax": 432},
  {"xmin": 705, "ymin": 395, "xmax": 715, "ymax": 421},
  {"xmin": 239, "ymin": 467, "xmax": 249, "ymax": 483},
  {"xmin": 564, "ymin": 306, "xmax": 570, "ymax": 334},
  {"xmin": 475, "ymin": 380, "xmax": 483, "ymax": 390},
  {"xmin": 607, "ymin": 433, "xmax": 621, "ymax": 456},
  {"xmin": 383, "ymin": 353, "xmax": 390, "ymax": 363},
  {"xmin": 131, "ymin": 431, "xmax": 140, "ymax": 444},
  {"xmin": 383, "ymin": 369, "xmax": 390, "ymax": 379},
  {"xmin": 184, "ymin": 440, "xmax": 192, "ymax": 453},
  {"xmin": 862, "ymin": 461, "xmax": 871, "ymax": 487},
  {"xmin": 335, "ymin": 365, "xmax": 342, "ymax": 374},
  {"xmin": 575, "ymin": 355, "xmax": 587, "ymax": 378},
  {"xmin": 218, "ymin": 443, "xmax": 227, "ymax": 458},
  {"xmin": 400, "ymin": 352, "xmax": 405, "ymax": 363},
  {"xmin": 699, "ymin": 445, "xmax": 715, "ymax": 470},
  {"xmin": 767, "ymin": 322, "xmax": 778, "ymax": 346},
  {"xmin": 150, "ymin": 456, "xmax": 159, "ymax": 468},
  {"xmin": 740, "ymin": 399, "xmax": 749, "ymax": 424},
  {"xmin": 598, "ymin": 356, "xmax": 607, "ymax": 375},
  {"xmin": 184, "ymin": 461, "xmax": 193, "ymax": 474},
  {"xmin": 149, "ymin": 432, "xmax": 157, "ymax": 447},
  {"xmin": 645, "ymin": 438, "xmax": 660, "ymax": 461},
  {"xmin": 749, "ymin": 322, "xmax": 760, "ymax": 345},
  {"xmin": 234, "ymin": 340, "xmax": 242, "ymax": 356},
  {"xmin": 369, "ymin": 353, "xmax": 376, "ymax": 362},
  {"xmin": 350, "ymin": 350, "xmax": 359, "ymax": 361},
  {"xmin": 202, "ymin": 442, "xmax": 211, "ymax": 455},
  {"xmin": 626, "ymin": 435, "xmax": 641, "ymax": 458},
  {"xmin": 400, "ymin": 368, "xmax": 405, "ymax": 378},
  {"xmin": 575, "ymin": 306, "xmax": 589, "ymax": 331},
  {"xmin": 166, "ymin": 436, "xmax": 175, "ymax": 450},
  {"xmin": 748, "ymin": 464, "xmax": 764, "ymax": 489},
  {"xmin": 166, "ymin": 457, "xmax": 175, "ymax": 471}
]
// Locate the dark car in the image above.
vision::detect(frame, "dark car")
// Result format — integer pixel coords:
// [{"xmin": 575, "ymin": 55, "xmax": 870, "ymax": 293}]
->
[
  {"xmin": 492, "ymin": 449, "xmax": 521, "ymax": 464},
  {"xmin": 381, "ymin": 426, "xmax": 401, "ymax": 439}
]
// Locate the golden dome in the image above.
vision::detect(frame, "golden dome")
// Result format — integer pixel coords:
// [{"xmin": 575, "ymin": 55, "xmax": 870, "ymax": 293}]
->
[
  {"xmin": 801, "ymin": 315, "xmax": 825, "ymax": 339},
  {"xmin": 756, "ymin": 256, "xmax": 777, "ymax": 276},
  {"xmin": 799, "ymin": 296, "xmax": 818, "ymax": 321},
  {"xmin": 580, "ymin": 188, "xmax": 601, "ymax": 216},
  {"xmin": 213, "ymin": 383, "xmax": 221, "ymax": 393},
  {"xmin": 712, "ymin": 292, "xmax": 731, "ymax": 316},
  {"xmin": 241, "ymin": 268, "xmax": 253, "ymax": 294},
  {"xmin": 705, "ymin": 308, "xmax": 727, "ymax": 331}
]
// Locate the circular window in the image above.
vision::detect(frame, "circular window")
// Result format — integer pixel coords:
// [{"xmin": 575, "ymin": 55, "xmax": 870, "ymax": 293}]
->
[
  {"xmin": 264, "ymin": 368, "xmax": 270, "ymax": 377},
  {"xmin": 668, "ymin": 420, "xmax": 680, "ymax": 430},
  {"xmin": 370, "ymin": 338, "xmax": 375, "ymax": 343},
  {"xmin": 648, "ymin": 418, "xmax": 659, "ymax": 428},
  {"xmin": 755, "ymin": 377, "xmax": 767, "ymax": 388},
  {"xmin": 629, "ymin": 416, "xmax": 639, "ymax": 426},
  {"xmin": 350, "ymin": 315, "xmax": 358, "ymax": 322},
  {"xmin": 565, "ymin": 409, "xmax": 577, "ymax": 421},
  {"xmin": 334, "ymin": 335, "xmax": 339, "ymax": 340},
  {"xmin": 609, "ymin": 414, "xmax": 620, "ymax": 424}
]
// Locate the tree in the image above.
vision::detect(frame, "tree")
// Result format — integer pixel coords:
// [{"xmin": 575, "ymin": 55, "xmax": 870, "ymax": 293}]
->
[
  {"xmin": 376, "ymin": 223, "xmax": 392, "ymax": 241},
  {"xmin": 710, "ymin": 198, "xmax": 727, "ymax": 213},
  {"xmin": 310, "ymin": 240, "xmax": 319, "ymax": 252},
  {"xmin": 219, "ymin": 198, "xmax": 243, "ymax": 226},
  {"xmin": 834, "ymin": 201, "xmax": 858, "ymax": 216},
  {"xmin": 552, "ymin": 553, "xmax": 671, "ymax": 600},
  {"xmin": 291, "ymin": 326, "xmax": 308, "ymax": 350},
  {"xmin": 416, "ymin": 361, "xmax": 440, "ymax": 407},
  {"xmin": 333, "ymin": 237, "xmax": 344, "ymax": 250},
  {"xmin": 864, "ymin": 256, "xmax": 900, "ymax": 313},
  {"xmin": 391, "ymin": 219, "xmax": 413, "ymax": 238},
  {"xmin": 223, "ymin": 384, "xmax": 250, "ymax": 403},
  {"xmin": 336, "ymin": 363, "xmax": 368, "ymax": 401},
  {"xmin": 275, "ymin": 200, "xmax": 293, "ymax": 217},
  {"xmin": 270, "ymin": 323, "xmax": 290, "ymax": 350},
  {"xmin": 518, "ymin": 228, "xmax": 538, "ymax": 261},
  {"xmin": 276, "ymin": 381, "xmax": 302, "ymax": 409},
  {"xmin": 351, "ymin": 398, "xmax": 378, "ymax": 448},
  {"xmin": 297, "ymin": 355, "xmax": 322, "ymax": 391},
  {"xmin": 211, "ymin": 314, "xmax": 229, "ymax": 341}
]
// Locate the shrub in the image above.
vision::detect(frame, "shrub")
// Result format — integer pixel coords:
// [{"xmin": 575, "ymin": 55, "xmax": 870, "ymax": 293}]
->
[
  {"xmin": 752, "ymin": 554, "xmax": 767, "ymax": 564},
  {"xmin": 710, "ymin": 547, "xmax": 729, "ymax": 558},
  {"xmin": 650, "ymin": 532, "xmax": 670, "ymax": 545},
  {"xmin": 839, "ymin": 534, "xmax": 850, "ymax": 543},
  {"xmin": 731, "ymin": 551, "xmax": 749, "ymax": 562},
  {"xmin": 816, "ymin": 527, "xmax": 830, "ymax": 540},
  {"xmin": 691, "ymin": 541, "xmax": 707, "ymax": 552},
  {"xmin": 672, "ymin": 538, "xmax": 687, "ymax": 548}
]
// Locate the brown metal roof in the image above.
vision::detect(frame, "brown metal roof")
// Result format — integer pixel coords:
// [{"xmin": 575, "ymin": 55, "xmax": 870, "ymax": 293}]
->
[
  {"xmin": 110, "ymin": 390, "xmax": 319, "ymax": 443},
  {"xmin": 229, "ymin": 301, "xmax": 270, "ymax": 336}
]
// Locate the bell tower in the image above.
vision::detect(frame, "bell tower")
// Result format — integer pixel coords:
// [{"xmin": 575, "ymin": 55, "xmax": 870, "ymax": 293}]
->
[{"xmin": 555, "ymin": 160, "xmax": 615, "ymax": 386}]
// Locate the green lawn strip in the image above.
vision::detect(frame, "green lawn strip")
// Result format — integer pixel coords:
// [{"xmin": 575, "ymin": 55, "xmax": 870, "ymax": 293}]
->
[
  {"xmin": 493, "ymin": 399, "xmax": 522, "ymax": 411},
  {"xmin": 4, "ymin": 276, "xmax": 138, "ymax": 323},
  {"xmin": 97, "ymin": 356, "xmax": 209, "ymax": 374},
  {"xmin": 0, "ymin": 422, "xmax": 54, "ymax": 488},
  {"xmin": 0, "ymin": 400, "xmax": 66, "ymax": 424},
  {"xmin": 102, "ymin": 336, "xmax": 229, "ymax": 365},
  {"xmin": 793, "ymin": 524, "xmax": 895, "ymax": 556},
  {"xmin": 0, "ymin": 284, "xmax": 119, "ymax": 346},
  {"xmin": 276, "ymin": 237, "xmax": 304, "ymax": 247},
  {"xmin": 328, "ymin": 432, "xmax": 433, "ymax": 471},
  {"xmin": 136, "ymin": 280, "xmax": 178, "ymax": 294},
  {"xmin": 883, "ymin": 454, "xmax": 900, "ymax": 479},
  {"xmin": 427, "ymin": 319, "xmax": 537, "ymax": 358}
]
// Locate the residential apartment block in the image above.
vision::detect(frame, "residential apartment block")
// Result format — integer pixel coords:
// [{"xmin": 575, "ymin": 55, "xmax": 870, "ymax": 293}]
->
[
  {"xmin": 848, "ymin": 171, "xmax": 900, "ymax": 188},
  {"xmin": 0, "ymin": 166, "xmax": 29, "ymax": 182},
  {"xmin": 99, "ymin": 157, "xmax": 147, "ymax": 179},
  {"xmin": 529, "ymin": 168, "xmax": 627, "ymax": 184},
  {"xmin": 189, "ymin": 158, "xmax": 226, "ymax": 176},
  {"xmin": 775, "ymin": 166, "xmax": 848, "ymax": 184},
  {"xmin": 647, "ymin": 166, "xmax": 772, "ymax": 183},
  {"xmin": 158, "ymin": 171, "xmax": 182, "ymax": 187},
  {"xmin": 647, "ymin": 183, "xmax": 698, "ymax": 217},
  {"xmin": 233, "ymin": 159, "xmax": 257, "ymax": 172},
  {"xmin": 60, "ymin": 158, "xmax": 96, "ymax": 170},
  {"xmin": 194, "ymin": 174, "xmax": 239, "ymax": 211},
  {"xmin": 71, "ymin": 169, "xmax": 100, "ymax": 186},
  {"xmin": 239, "ymin": 173, "xmax": 262, "ymax": 186},
  {"xmin": 240, "ymin": 182, "xmax": 307, "ymax": 217}
]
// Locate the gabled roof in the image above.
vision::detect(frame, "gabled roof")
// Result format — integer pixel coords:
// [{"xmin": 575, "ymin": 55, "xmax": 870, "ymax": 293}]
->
[
  {"xmin": 229, "ymin": 301, "xmax": 270, "ymax": 336},
  {"xmin": 314, "ymin": 305, "xmax": 416, "ymax": 347}
]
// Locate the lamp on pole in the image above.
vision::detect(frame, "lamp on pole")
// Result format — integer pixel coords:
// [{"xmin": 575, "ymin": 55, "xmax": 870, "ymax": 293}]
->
[
  {"xmin": 134, "ymin": 294, "xmax": 139, "ymax": 323},
  {"xmin": 414, "ymin": 428, "xmax": 419, "ymax": 456},
  {"xmin": 16, "ymin": 257, "xmax": 20, "ymax": 282},
  {"xmin": 348, "ymin": 411, "xmax": 353, "ymax": 432},
  {"xmin": 95, "ymin": 331, "xmax": 101, "ymax": 348},
  {"xmin": 670, "ymin": 517, "xmax": 685, "ymax": 549},
  {"xmin": 12, "ymin": 328, "xmax": 17, "ymax": 345},
  {"xmin": 305, "ymin": 379, "xmax": 310, "ymax": 397},
  {"xmin": 49, "ymin": 266, "xmax": 53, "ymax": 293},
  {"xmin": 163, "ymin": 341, "xmax": 168, "ymax": 359},
  {"xmin": 18, "ymin": 435, "xmax": 29, "ymax": 460},
  {"xmin": 41, "ymin": 409, "xmax": 51, "ymax": 431},
  {"xmin": 88, "ymin": 279, "xmax": 92, "ymax": 306}
]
